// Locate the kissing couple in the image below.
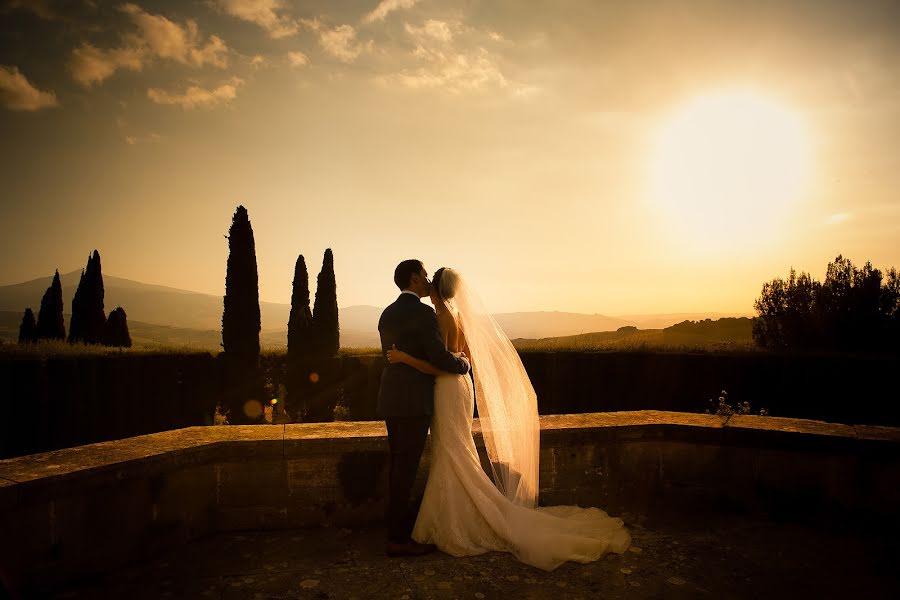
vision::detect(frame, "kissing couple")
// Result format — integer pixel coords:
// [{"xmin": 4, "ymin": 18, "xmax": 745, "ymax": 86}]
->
[{"xmin": 377, "ymin": 260, "xmax": 631, "ymax": 571}]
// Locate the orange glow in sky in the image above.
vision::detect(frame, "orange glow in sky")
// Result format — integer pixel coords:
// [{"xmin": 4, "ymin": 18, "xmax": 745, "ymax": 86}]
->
[{"xmin": 1, "ymin": 1, "xmax": 899, "ymax": 315}]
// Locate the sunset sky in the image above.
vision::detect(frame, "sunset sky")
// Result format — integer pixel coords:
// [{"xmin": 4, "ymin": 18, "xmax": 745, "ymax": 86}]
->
[{"xmin": 1, "ymin": 0, "xmax": 899, "ymax": 315}]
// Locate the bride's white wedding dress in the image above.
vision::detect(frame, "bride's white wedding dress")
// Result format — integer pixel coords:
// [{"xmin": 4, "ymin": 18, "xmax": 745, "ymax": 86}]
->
[{"xmin": 412, "ymin": 370, "xmax": 631, "ymax": 571}]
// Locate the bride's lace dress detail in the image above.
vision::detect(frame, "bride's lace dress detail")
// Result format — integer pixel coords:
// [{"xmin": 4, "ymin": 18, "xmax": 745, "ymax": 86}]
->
[{"xmin": 412, "ymin": 372, "xmax": 631, "ymax": 571}]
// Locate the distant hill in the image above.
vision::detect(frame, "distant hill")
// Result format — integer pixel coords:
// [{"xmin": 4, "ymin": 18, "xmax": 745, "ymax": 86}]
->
[
  {"xmin": 0, "ymin": 271, "xmax": 383, "ymax": 347},
  {"xmin": 489, "ymin": 311, "xmax": 749, "ymax": 338},
  {"xmin": 0, "ymin": 269, "xmax": 290, "ymax": 331},
  {"xmin": 614, "ymin": 312, "xmax": 754, "ymax": 330},
  {"xmin": 0, "ymin": 272, "xmax": 751, "ymax": 348},
  {"xmin": 513, "ymin": 318, "xmax": 755, "ymax": 351},
  {"xmin": 491, "ymin": 312, "xmax": 632, "ymax": 339},
  {"xmin": 663, "ymin": 317, "xmax": 755, "ymax": 342}
]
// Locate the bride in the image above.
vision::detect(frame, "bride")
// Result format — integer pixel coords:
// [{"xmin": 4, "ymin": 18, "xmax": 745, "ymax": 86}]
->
[{"xmin": 386, "ymin": 267, "xmax": 631, "ymax": 571}]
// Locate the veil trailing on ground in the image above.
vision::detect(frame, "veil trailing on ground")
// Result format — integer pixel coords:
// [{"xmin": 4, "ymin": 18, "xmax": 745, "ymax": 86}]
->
[{"xmin": 441, "ymin": 269, "xmax": 540, "ymax": 508}]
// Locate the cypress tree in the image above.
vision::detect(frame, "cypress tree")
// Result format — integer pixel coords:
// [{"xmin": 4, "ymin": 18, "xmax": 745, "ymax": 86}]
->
[
  {"xmin": 221, "ymin": 205, "xmax": 261, "ymax": 364},
  {"xmin": 88, "ymin": 250, "xmax": 107, "ymax": 341},
  {"xmin": 18, "ymin": 308, "xmax": 37, "ymax": 344},
  {"xmin": 287, "ymin": 254, "xmax": 315, "ymax": 421},
  {"xmin": 221, "ymin": 206, "xmax": 263, "ymax": 424},
  {"xmin": 36, "ymin": 270, "xmax": 66, "ymax": 340},
  {"xmin": 102, "ymin": 307, "xmax": 132, "ymax": 348},
  {"xmin": 287, "ymin": 254, "xmax": 314, "ymax": 358},
  {"xmin": 311, "ymin": 248, "xmax": 339, "ymax": 357},
  {"xmin": 69, "ymin": 250, "xmax": 106, "ymax": 344},
  {"xmin": 68, "ymin": 268, "xmax": 86, "ymax": 342}
]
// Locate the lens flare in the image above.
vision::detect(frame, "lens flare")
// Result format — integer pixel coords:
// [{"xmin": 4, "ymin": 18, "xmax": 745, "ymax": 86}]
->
[{"xmin": 242, "ymin": 399, "xmax": 263, "ymax": 419}]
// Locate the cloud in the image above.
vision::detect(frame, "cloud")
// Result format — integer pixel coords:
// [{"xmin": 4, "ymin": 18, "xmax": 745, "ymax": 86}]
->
[
  {"xmin": 218, "ymin": 0, "xmax": 299, "ymax": 38},
  {"xmin": 0, "ymin": 65, "xmax": 59, "ymax": 111},
  {"xmin": 147, "ymin": 77, "xmax": 243, "ymax": 109},
  {"xmin": 121, "ymin": 4, "xmax": 227, "ymax": 67},
  {"xmin": 287, "ymin": 51, "xmax": 309, "ymax": 67},
  {"xmin": 379, "ymin": 21, "xmax": 510, "ymax": 94},
  {"xmin": 69, "ymin": 4, "xmax": 229, "ymax": 87},
  {"xmin": 70, "ymin": 41, "xmax": 145, "ymax": 86},
  {"xmin": 189, "ymin": 34, "xmax": 228, "ymax": 67},
  {"xmin": 827, "ymin": 212, "xmax": 851, "ymax": 225},
  {"xmin": 299, "ymin": 16, "xmax": 321, "ymax": 31},
  {"xmin": 319, "ymin": 25, "xmax": 370, "ymax": 63},
  {"xmin": 362, "ymin": 0, "xmax": 418, "ymax": 24},
  {"xmin": 404, "ymin": 19, "xmax": 455, "ymax": 43},
  {"xmin": 381, "ymin": 47, "xmax": 508, "ymax": 93}
]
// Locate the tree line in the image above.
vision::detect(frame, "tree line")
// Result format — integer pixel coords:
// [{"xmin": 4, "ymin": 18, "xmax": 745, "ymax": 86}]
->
[
  {"xmin": 221, "ymin": 205, "xmax": 339, "ymax": 424},
  {"xmin": 753, "ymin": 254, "xmax": 899, "ymax": 353},
  {"xmin": 15, "ymin": 205, "xmax": 338, "ymax": 425},
  {"xmin": 17, "ymin": 250, "xmax": 131, "ymax": 348}
]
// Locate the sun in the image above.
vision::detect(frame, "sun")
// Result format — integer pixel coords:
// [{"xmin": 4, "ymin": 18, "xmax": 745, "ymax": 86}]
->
[{"xmin": 646, "ymin": 89, "xmax": 812, "ymax": 253}]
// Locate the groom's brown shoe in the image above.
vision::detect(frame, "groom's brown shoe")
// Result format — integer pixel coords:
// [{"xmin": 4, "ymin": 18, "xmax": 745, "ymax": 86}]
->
[{"xmin": 385, "ymin": 539, "xmax": 436, "ymax": 557}]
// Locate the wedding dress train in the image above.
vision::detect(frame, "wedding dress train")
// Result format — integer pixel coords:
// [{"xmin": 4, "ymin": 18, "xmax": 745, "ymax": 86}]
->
[{"xmin": 412, "ymin": 373, "xmax": 631, "ymax": 571}]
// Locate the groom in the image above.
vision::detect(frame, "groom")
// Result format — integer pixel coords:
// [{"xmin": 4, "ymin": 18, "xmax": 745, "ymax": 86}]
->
[{"xmin": 377, "ymin": 259, "xmax": 470, "ymax": 557}]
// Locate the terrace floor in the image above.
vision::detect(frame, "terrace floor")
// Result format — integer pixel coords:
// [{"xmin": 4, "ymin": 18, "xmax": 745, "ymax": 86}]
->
[{"xmin": 50, "ymin": 512, "xmax": 896, "ymax": 600}]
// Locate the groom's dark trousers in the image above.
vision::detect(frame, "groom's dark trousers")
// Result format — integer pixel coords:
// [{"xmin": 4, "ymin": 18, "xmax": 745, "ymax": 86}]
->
[{"xmin": 377, "ymin": 292, "xmax": 470, "ymax": 543}]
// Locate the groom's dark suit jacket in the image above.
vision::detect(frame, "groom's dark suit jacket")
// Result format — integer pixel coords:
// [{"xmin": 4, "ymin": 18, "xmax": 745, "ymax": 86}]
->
[{"xmin": 377, "ymin": 293, "xmax": 470, "ymax": 418}]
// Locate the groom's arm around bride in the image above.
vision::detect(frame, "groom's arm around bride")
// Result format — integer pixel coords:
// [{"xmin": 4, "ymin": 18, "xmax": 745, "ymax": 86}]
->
[{"xmin": 377, "ymin": 284, "xmax": 469, "ymax": 418}]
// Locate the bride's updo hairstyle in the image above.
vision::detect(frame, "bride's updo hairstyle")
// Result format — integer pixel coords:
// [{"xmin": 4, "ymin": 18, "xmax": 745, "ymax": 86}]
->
[{"xmin": 432, "ymin": 267, "xmax": 459, "ymax": 301}]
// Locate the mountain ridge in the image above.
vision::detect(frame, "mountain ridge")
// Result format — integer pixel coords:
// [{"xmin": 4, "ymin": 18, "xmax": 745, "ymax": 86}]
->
[{"xmin": 0, "ymin": 272, "xmax": 751, "ymax": 346}]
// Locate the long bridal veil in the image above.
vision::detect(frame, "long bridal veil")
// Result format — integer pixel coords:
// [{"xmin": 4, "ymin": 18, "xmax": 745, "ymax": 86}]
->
[{"xmin": 441, "ymin": 269, "xmax": 540, "ymax": 508}]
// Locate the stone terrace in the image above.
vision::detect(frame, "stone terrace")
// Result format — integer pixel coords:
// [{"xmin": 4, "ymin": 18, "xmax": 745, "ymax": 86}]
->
[
  {"xmin": 50, "ymin": 512, "xmax": 897, "ymax": 599},
  {"xmin": 2, "ymin": 411, "xmax": 899, "ymax": 598}
]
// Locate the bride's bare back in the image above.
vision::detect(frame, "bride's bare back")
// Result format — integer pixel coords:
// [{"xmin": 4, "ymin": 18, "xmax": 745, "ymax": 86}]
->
[{"xmin": 436, "ymin": 309, "xmax": 466, "ymax": 354}]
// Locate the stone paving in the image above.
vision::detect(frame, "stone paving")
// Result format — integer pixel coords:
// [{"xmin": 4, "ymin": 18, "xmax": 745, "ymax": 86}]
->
[{"xmin": 48, "ymin": 512, "xmax": 897, "ymax": 600}]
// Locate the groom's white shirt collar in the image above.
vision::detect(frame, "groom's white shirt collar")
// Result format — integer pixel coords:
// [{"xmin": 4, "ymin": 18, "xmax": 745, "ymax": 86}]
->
[{"xmin": 400, "ymin": 290, "xmax": 419, "ymax": 300}]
